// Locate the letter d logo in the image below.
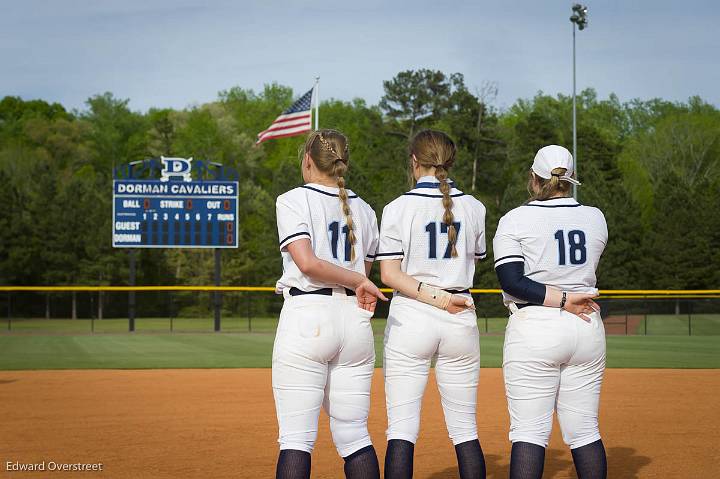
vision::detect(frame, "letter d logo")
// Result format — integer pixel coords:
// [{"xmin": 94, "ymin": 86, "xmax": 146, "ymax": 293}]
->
[{"xmin": 160, "ymin": 157, "xmax": 193, "ymax": 182}]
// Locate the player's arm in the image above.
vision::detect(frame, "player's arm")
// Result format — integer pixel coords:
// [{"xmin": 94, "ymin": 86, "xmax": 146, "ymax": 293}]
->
[
  {"xmin": 286, "ymin": 239, "xmax": 387, "ymax": 310},
  {"xmin": 380, "ymin": 260, "xmax": 472, "ymax": 314},
  {"xmin": 495, "ymin": 262, "xmax": 598, "ymax": 322},
  {"xmin": 545, "ymin": 288, "xmax": 599, "ymax": 321},
  {"xmin": 379, "ymin": 259, "xmax": 418, "ymax": 297}
]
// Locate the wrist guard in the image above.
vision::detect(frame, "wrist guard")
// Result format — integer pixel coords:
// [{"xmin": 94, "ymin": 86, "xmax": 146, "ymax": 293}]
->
[{"xmin": 416, "ymin": 282, "xmax": 452, "ymax": 310}]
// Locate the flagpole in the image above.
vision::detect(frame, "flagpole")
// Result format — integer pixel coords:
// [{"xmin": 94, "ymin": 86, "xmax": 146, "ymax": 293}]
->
[{"xmin": 314, "ymin": 77, "xmax": 319, "ymax": 131}]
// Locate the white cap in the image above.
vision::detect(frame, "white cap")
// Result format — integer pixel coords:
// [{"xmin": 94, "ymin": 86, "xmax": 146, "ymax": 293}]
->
[{"xmin": 531, "ymin": 145, "xmax": 581, "ymax": 186}]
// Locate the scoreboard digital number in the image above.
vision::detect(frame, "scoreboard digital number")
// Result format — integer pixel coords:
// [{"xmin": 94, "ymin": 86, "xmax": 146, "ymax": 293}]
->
[{"xmin": 112, "ymin": 180, "xmax": 239, "ymax": 248}]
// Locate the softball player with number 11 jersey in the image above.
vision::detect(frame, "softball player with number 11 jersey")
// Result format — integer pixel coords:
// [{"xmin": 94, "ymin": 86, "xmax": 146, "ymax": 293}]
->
[{"xmin": 272, "ymin": 129, "xmax": 386, "ymax": 479}]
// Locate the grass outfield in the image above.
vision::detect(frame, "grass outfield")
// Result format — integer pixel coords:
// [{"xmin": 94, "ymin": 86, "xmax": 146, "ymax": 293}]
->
[
  {"xmin": 1, "ymin": 316, "xmax": 277, "ymax": 334},
  {"xmin": 5, "ymin": 314, "xmax": 720, "ymax": 336},
  {"xmin": 0, "ymin": 333, "xmax": 718, "ymax": 370},
  {"xmin": 4, "ymin": 314, "xmax": 720, "ymax": 335},
  {"xmin": 634, "ymin": 314, "xmax": 720, "ymax": 335},
  {"xmin": 0, "ymin": 317, "xmax": 513, "ymax": 335}
]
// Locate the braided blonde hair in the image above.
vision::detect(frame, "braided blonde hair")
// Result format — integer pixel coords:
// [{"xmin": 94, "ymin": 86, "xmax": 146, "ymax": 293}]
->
[
  {"xmin": 305, "ymin": 129, "xmax": 356, "ymax": 261},
  {"xmin": 410, "ymin": 129, "xmax": 459, "ymax": 257}
]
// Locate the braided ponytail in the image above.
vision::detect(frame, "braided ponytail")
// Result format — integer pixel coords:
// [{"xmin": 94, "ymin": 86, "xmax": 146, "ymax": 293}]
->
[
  {"xmin": 333, "ymin": 159, "xmax": 356, "ymax": 261},
  {"xmin": 305, "ymin": 129, "xmax": 356, "ymax": 262},
  {"xmin": 410, "ymin": 130, "xmax": 458, "ymax": 258},
  {"xmin": 435, "ymin": 164, "xmax": 458, "ymax": 257}
]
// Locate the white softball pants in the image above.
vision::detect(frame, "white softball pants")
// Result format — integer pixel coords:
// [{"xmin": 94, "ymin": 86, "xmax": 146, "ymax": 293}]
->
[
  {"xmin": 503, "ymin": 305, "xmax": 606, "ymax": 449},
  {"xmin": 272, "ymin": 290, "xmax": 376, "ymax": 458},
  {"xmin": 384, "ymin": 294, "xmax": 480, "ymax": 446}
]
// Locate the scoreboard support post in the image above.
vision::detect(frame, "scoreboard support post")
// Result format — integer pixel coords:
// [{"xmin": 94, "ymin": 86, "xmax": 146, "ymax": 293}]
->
[
  {"xmin": 128, "ymin": 250, "xmax": 136, "ymax": 332},
  {"xmin": 113, "ymin": 165, "xmax": 239, "ymax": 333},
  {"xmin": 214, "ymin": 248, "xmax": 221, "ymax": 332}
]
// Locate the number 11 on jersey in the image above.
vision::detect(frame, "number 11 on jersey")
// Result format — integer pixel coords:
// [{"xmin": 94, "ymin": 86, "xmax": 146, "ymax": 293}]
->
[{"xmin": 329, "ymin": 221, "xmax": 351, "ymax": 262}]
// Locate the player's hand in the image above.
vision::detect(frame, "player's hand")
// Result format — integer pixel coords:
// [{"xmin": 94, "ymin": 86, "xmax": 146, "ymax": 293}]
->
[
  {"xmin": 564, "ymin": 293, "xmax": 600, "ymax": 322},
  {"xmin": 445, "ymin": 294, "xmax": 475, "ymax": 314},
  {"xmin": 355, "ymin": 278, "xmax": 388, "ymax": 313}
]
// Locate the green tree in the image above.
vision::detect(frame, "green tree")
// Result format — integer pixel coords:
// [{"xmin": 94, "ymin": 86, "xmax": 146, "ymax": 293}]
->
[
  {"xmin": 380, "ymin": 69, "xmax": 469, "ymax": 137},
  {"xmin": 83, "ymin": 92, "xmax": 147, "ymax": 173}
]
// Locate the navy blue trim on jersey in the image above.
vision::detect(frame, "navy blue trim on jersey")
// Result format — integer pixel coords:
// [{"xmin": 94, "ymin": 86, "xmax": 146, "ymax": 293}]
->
[
  {"xmin": 375, "ymin": 251, "xmax": 404, "ymax": 257},
  {"xmin": 415, "ymin": 181, "xmax": 455, "ymax": 189},
  {"xmin": 403, "ymin": 192, "xmax": 465, "ymax": 198},
  {"xmin": 494, "ymin": 254, "xmax": 524, "ymax": 265},
  {"xmin": 524, "ymin": 203, "xmax": 581, "ymax": 208},
  {"xmin": 495, "ymin": 262, "xmax": 546, "ymax": 305},
  {"xmin": 301, "ymin": 185, "xmax": 358, "ymax": 199},
  {"xmin": 475, "ymin": 251, "xmax": 487, "ymax": 259},
  {"xmin": 365, "ymin": 253, "xmax": 377, "ymax": 259},
  {"xmin": 279, "ymin": 231, "xmax": 310, "ymax": 246}
]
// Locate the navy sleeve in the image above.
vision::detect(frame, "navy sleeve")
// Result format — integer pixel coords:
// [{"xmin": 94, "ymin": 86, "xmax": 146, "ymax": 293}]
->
[{"xmin": 495, "ymin": 262, "xmax": 546, "ymax": 305}]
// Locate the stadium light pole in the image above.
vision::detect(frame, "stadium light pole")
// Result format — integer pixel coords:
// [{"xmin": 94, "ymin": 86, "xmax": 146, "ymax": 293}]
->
[{"xmin": 570, "ymin": 4, "xmax": 588, "ymax": 199}]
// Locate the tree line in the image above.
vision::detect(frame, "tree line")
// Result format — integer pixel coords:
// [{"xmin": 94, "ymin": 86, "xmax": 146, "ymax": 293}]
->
[{"xmin": 1, "ymin": 69, "xmax": 719, "ymax": 301}]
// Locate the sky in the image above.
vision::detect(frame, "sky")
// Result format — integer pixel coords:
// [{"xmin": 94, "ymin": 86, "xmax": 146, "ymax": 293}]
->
[{"xmin": 2, "ymin": 0, "xmax": 718, "ymax": 113}]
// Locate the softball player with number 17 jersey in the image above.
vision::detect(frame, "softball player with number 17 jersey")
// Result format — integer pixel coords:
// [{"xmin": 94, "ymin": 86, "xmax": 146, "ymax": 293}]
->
[
  {"xmin": 272, "ymin": 130, "xmax": 385, "ymax": 479},
  {"xmin": 494, "ymin": 145, "xmax": 608, "ymax": 479},
  {"xmin": 378, "ymin": 130, "xmax": 487, "ymax": 479}
]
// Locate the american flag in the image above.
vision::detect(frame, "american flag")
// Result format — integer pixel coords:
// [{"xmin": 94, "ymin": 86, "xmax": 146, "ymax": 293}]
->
[{"xmin": 256, "ymin": 87, "xmax": 315, "ymax": 144}]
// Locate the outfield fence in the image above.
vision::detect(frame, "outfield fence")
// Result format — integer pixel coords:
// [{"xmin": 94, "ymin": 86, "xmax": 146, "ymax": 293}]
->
[{"xmin": 0, "ymin": 287, "xmax": 719, "ymax": 336}]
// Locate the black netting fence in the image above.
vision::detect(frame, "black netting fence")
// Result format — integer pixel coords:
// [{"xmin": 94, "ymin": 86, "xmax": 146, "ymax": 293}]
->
[{"xmin": 1, "ymin": 290, "xmax": 718, "ymax": 336}]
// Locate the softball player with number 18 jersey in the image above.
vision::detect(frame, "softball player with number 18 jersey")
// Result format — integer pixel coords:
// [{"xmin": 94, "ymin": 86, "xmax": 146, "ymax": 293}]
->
[
  {"xmin": 494, "ymin": 145, "xmax": 608, "ymax": 479},
  {"xmin": 272, "ymin": 129, "xmax": 386, "ymax": 479},
  {"xmin": 378, "ymin": 130, "xmax": 487, "ymax": 479}
]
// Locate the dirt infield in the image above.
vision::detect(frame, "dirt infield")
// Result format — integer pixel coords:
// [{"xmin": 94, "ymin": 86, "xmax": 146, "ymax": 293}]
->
[{"xmin": 0, "ymin": 369, "xmax": 718, "ymax": 478}]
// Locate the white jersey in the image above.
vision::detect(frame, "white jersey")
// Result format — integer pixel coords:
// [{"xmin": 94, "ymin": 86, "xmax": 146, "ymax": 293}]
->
[
  {"xmin": 493, "ymin": 196, "xmax": 608, "ymax": 306},
  {"xmin": 377, "ymin": 176, "xmax": 487, "ymax": 290},
  {"xmin": 275, "ymin": 183, "xmax": 379, "ymax": 293}
]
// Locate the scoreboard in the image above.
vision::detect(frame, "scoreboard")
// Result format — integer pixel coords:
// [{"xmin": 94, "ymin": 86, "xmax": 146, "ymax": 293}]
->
[{"xmin": 112, "ymin": 179, "xmax": 238, "ymax": 248}]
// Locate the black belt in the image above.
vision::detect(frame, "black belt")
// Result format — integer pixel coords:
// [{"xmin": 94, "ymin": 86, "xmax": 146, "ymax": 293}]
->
[
  {"xmin": 392, "ymin": 288, "xmax": 471, "ymax": 298},
  {"xmin": 289, "ymin": 287, "xmax": 356, "ymax": 297},
  {"xmin": 516, "ymin": 302, "xmax": 542, "ymax": 309}
]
